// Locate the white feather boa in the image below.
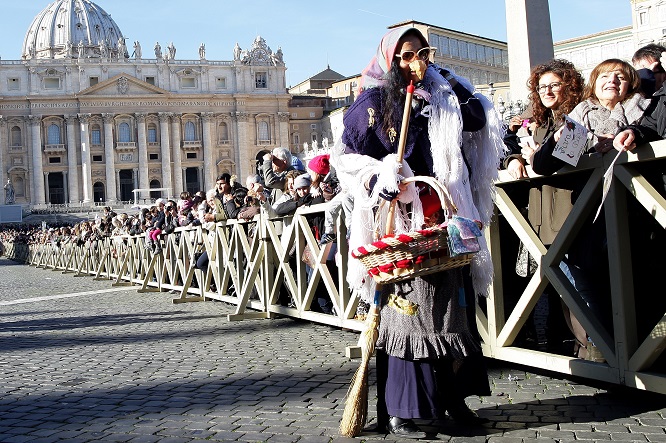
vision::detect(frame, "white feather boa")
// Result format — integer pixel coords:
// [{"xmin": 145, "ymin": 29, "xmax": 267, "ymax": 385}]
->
[{"xmin": 332, "ymin": 64, "xmax": 506, "ymax": 303}]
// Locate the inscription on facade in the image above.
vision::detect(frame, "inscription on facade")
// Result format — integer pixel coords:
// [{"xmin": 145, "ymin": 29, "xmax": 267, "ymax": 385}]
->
[{"xmin": 120, "ymin": 154, "xmax": 133, "ymax": 162}]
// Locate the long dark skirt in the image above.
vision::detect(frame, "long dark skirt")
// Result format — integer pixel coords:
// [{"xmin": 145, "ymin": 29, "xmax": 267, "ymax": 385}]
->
[{"xmin": 375, "ymin": 267, "xmax": 490, "ymax": 421}]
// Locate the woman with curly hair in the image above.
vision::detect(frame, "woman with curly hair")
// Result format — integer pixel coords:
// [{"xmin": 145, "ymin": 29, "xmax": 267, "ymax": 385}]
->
[
  {"xmin": 533, "ymin": 59, "xmax": 648, "ymax": 175},
  {"xmin": 504, "ymin": 59, "xmax": 584, "ymax": 178}
]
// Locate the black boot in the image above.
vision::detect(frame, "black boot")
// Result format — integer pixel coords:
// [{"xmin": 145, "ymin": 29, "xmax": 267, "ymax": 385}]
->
[
  {"xmin": 447, "ymin": 400, "xmax": 488, "ymax": 426},
  {"xmin": 387, "ymin": 416, "xmax": 426, "ymax": 439}
]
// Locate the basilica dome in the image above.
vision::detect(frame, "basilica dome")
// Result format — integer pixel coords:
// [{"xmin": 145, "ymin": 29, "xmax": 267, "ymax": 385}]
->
[{"xmin": 22, "ymin": 0, "xmax": 125, "ymax": 60}]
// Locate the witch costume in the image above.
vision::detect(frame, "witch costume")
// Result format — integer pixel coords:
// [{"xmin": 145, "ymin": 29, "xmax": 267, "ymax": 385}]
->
[{"xmin": 334, "ymin": 26, "xmax": 505, "ymax": 435}]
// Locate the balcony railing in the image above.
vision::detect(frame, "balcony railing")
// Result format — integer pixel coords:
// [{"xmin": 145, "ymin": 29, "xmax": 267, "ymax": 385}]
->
[
  {"xmin": 115, "ymin": 142, "xmax": 137, "ymax": 152},
  {"xmin": 44, "ymin": 144, "xmax": 66, "ymax": 154},
  {"xmin": 182, "ymin": 140, "xmax": 202, "ymax": 150}
]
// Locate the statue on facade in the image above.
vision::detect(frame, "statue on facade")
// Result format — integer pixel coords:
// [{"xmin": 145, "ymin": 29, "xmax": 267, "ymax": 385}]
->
[
  {"xmin": 154, "ymin": 41, "xmax": 162, "ymax": 59},
  {"xmin": 133, "ymin": 41, "xmax": 142, "ymax": 59},
  {"xmin": 303, "ymin": 142, "xmax": 309, "ymax": 153},
  {"xmin": 199, "ymin": 43, "xmax": 206, "ymax": 60},
  {"xmin": 99, "ymin": 40, "xmax": 107, "ymax": 59},
  {"xmin": 78, "ymin": 40, "xmax": 85, "ymax": 58},
  {"xmin": 233, "ymin": 42, "xmax": 241, "ymax": 61},
  {"xmin": 4, "ymin": 179, "xmax": 15, "ymax": 205},
  {"xmin": 312, "ymin": 140, "xmax": 318, "ymax": 151},
  {"xmin": 117, "ymin": 37, "xmax": 127, "ymax": 59},
  {"xmin": 275, "ymin": 46, "xmax": 283, "ymax": 63},
  {"xmin": 167, "ymin": 42, "xmax": 176, "ymax": 60},
  {"xmin": 322, "ymin": 137, "xmax": 329, "ymax": 149},
  {"xmin": 64, "ymin": 40, "xmax": 72, "ymax": 58}
]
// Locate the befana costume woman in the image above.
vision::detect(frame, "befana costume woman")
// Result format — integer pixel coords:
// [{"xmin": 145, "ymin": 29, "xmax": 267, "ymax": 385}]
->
[{"xmin": 333, "ymin": 26, "xmax": 505, "ymax": 438}]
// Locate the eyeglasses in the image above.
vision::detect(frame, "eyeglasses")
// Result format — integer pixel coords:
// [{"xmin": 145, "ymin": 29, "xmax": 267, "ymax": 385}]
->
[
  {"xmin": 395, "ymin": 46, "xmax": 435, "ymax": 63},
  {"xmin": 537, "ymin": 82, "xmax": 563, "ymax": 94}
]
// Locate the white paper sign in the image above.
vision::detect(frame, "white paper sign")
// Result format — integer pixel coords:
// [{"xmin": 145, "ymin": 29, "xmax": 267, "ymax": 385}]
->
[{"xmin": 552, "ymin": 115, "xmax": 589, "ymax": 166}]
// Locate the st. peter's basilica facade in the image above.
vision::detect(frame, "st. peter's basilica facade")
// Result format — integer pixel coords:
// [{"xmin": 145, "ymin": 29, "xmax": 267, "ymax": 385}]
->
[{"xmin": 0, "ymin": 0, "xmax": 290, "ymax": 206}]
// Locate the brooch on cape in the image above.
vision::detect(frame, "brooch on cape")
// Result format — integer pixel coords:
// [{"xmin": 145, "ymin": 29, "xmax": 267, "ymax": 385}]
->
[
  {"xmin": 388, "ymin": 293, "xmax": 419, "ymax": 316},
  {"xmin": 367, "ymin": 108, "xmax": 375, "ymax": 127},
  {"xmin": 388, "ymin": 127, "xmax": 397, "ymax": 144}
]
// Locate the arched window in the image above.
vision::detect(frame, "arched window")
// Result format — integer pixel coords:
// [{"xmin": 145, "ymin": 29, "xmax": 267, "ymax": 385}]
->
[
  {"xmin": 184, "ymin": 121, "xmax": 196, "ymax": 141},
  {"xmin": 10, "ymin": 126, "xmax": 21, "ymax": 146},
  {"xmin": 119, "ymin": 122, "xmax": 130, "ymax": 142},
  {"xmin": 47, "ymin": 124, "xmax": 60, "ymax": 144},
  {"xmin": 150, "ymin": 179, "xmax": 161, "ymax": 199},
  {"xmin": 258, "ymin": 121, "xmax": 269, "ymax": 142},
  {"xmin": 218, "ymin": 122, "xmax": 229, "ymax": 142},
  {"xmin": 147, "ymin": 123, "xmax": 157, "ymax": 143}
]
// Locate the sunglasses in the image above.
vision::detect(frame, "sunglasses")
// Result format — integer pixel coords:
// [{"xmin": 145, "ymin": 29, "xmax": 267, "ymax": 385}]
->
[{"xmin": 395, "ymin": 46, "xmax": 435, "ymax": 63}]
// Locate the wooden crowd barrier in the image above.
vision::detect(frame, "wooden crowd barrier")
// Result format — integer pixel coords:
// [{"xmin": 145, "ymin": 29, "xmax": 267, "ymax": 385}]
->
[{"xmin": 3, "ymin": 140, "xmax": 666, "ymax": 394}]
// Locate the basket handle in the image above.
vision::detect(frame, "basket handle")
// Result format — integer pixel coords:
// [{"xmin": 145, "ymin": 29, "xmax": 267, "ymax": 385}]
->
[{"xmin": 402, "ymin": 175, "xmax": 458, "ymax": 218}]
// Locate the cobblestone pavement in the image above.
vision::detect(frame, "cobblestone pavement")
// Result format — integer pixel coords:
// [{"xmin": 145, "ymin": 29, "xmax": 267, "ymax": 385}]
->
[{"xmin": 1, "ymin": 257, "xmax": 666, "ymax": 443}]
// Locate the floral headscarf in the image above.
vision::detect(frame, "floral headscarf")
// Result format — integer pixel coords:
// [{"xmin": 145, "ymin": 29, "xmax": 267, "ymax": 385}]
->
[{"xmin": 359, "ymin": 25, "xmax": 429, "ymax": 91}]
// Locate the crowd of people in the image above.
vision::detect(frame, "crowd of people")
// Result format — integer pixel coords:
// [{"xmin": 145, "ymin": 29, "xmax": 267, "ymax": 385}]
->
[{"xmin": 2, "ymin": 27, "xmax": 666, "ymax": 439}]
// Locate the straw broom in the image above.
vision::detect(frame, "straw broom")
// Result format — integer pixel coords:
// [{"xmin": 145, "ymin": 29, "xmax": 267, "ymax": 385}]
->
[{"xmin": 339, "ymin": 80, "xmax": 415, "ymax": 437}]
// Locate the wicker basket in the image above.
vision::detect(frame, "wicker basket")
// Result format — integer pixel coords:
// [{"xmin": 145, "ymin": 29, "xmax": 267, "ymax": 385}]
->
[{"xmin": 351, "ymin": 176, "xmax": 479, "ymax": 284}]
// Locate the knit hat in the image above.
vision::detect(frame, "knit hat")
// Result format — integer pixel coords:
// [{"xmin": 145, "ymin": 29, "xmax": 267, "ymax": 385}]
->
[
  {"xmin": 293, "ymin": 174, "xmax": 312, "ymax": 189},
  {"xmin": 308, "ymin": 154, "xmax": 330, "ymax": 176}
]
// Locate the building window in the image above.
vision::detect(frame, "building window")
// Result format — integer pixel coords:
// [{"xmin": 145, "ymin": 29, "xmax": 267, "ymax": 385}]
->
[
  {"xmin": 119, "ymin": 122, "xmax": 131, "ymax": 142},
  {"xmin": 91, "ymin": 125, "xmax": 101, "ymax": 145},
  {"xmin": 147, "ymin": 124, "xmax": 157, "ymax": 143},
  {"xmin": 255, "ymin": 72, "xmax": 267, "ymax": 89},
  {"xmin": 216, "ymin": 77, "xmax": 226, "ymax": 89},
  {"xmin": 7, "ymin": 78, "xmax": 19, "ymax": 90},
  {"xmin": 181, "ymin": 77, "xmax": 196, "ymax": 88},
  {"xmin": 149, "ymin": 153, "xmax": 159, "ymax": 160},
  {"xmin": 311, "ymin": 134, "xmax": 317, "ymax": 142},
  {"xmin": 218, "ymin": 122, "xmax": 229, "ymax": 142},
  {"xmin": 292, "ymin": 124, "xmax": 298, "ymax": 130},
  {"xmin": 291, "ymin": 112, "xmax": 297, "ymax": 118},
  {"xmin": 310, "ymin": 124, "xmax": 317, "ymax": 130},
  {"xmin": 640, "ymin": 10, "xmax": 649, "ymax": 26},
  {"xmin": 92, "ymin": 155, "xmax": 104, "ymax": 162},
  {"xmin": 186, "ymin": 152, "xmax": 197, "ymax": 159},
  {"xmin": 293, "ymin": 133, "xmax": 300, "ymax": 145},
  {"xmin": 89, "ymin": 76, "xmax": 99, "ymax": 87},
  {"xmin": 309, "ymin": 112, "xmax": 315, "ymax": 118},
  {"xmin": 145, "ymin": 76, "xmax": 155, "ymax": 85},
  {"xmin": 47, "ymin": 124, "xmax": 61, "ymax": 144},
  {"xmin": 44, "ymin": 78, "xmax": 60, "ymax": 89},
  {"xmin": 184, "ymin": 121, "xmax": 196, "ymax": 141},
  {"xmin": 258, "ymin": 121, "xmax": 270, "ymax": 142},
  {"xmin": 10, "ymin": 126, "xmax": 21, "ymax": 146},
  {"xmin": 48, "ymin": 157, "xmax": 61, "ymax": 164}
]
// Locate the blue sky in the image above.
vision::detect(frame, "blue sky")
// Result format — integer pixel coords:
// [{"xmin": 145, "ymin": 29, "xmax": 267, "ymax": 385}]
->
[{"xmin": 0, "ymin": 0, "xmax": 632, "ymax": 87}]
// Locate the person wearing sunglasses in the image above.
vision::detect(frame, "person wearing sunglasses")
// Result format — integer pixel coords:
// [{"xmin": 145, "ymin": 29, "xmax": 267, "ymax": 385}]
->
[{"xmin": 338, "ymin": 26, "xmax": 505, "ymax": 437}]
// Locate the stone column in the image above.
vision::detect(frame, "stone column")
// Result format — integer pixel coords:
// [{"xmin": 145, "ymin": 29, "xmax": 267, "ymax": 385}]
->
[
  {"xmin": 44, "ymin": 172, "xmax": 50, "ymax": 204},
  {"xmin": 234, "ymin": 112, "xmax": 250, "ymax": 181},
  {"xmin": 62, "ymin": 170, "xmax": 69, "ymax": 204},
  {"xmin": 278, "ymin": 112, "xmax": 290, "ymax": 149},
  {"xmin": 78, "ymin": 113, "xmax": 93, "ymax": 204},
  {"xmin": 136, "ymin": 113, "xmax": 149, "ymax": 200},
  {"xmin": 158, "ymin": 112, "xmax": 173, "ymax": 197},
  {"xmin": 65, "ymin": 115, "xmax": 80, "ymax": 204},
  {"xmin": 198, "ymin": 166, "xmax": 204, "ymax": 191},
  {"xmin": 115, "ymin": 169, "xmax": 121, "ymax": 201},
  {"xmin": 171, "ymin": 114, "xmax": 184, "ymax": 194},
  {"xmin": 28, "ymin": 115, "xmax": 45, "ymax": 205},
  {"xmin": 132, "ymin": 168, "xmax": 139, "ymax": 203},
  {"xmin": 102, "ymin": 113, "xmax": 117, "ymax": 203},
  {"xmin": 0, "ymin": 117, "xmax": 6, "ymax": 190},
  {"xmin": 181, "ymin": 167, "xmax": 186, "ymax": 194},
  {"xmin": 505, "ymin": 0, "xmax": 554, "ymax": 102},
  {"xmin": 201, "ymin": 112, "xmax": 215, "ymax": 192}
]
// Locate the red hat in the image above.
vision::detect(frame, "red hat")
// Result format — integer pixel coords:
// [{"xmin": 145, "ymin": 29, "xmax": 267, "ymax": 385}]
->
[
  {"xmin": 419, "ymin": 185, "xmax": 442, "ymax": 218},
  {"xmin": 308, "ymin": 154, "xmax": 330, "ymax": 176}
]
